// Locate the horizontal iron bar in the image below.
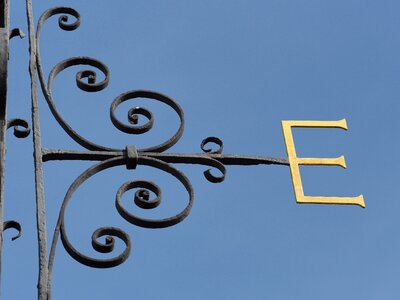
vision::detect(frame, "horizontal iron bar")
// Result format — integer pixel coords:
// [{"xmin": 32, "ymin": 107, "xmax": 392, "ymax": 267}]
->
[
  {"xmin": 42, "ymin": 148, "xmax": 122, "ymax": 162},
  {"xmin": 42, "ymin": 148, "xmax": 289, "ymax": 166},
  {"xmin": 150, "ymin": 153, "xmax": 289, "ymax": 166}
]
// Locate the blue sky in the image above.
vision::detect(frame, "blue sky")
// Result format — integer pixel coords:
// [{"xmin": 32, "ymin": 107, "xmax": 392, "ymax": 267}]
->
[{"xmin": 2, "ymin": 0, "xmax": 399, "ymax": 299}]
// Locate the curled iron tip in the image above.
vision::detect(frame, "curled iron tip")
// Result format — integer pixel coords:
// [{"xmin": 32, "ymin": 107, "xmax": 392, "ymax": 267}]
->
[{"xmin": 4, "ymin": 220, "xmax": 22, "ymax": 241}]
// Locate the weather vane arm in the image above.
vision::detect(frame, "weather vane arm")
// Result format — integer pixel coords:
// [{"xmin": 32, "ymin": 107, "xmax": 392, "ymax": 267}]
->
[
  {"xmin": 0, "ymin": 2, "xmax": 366, "ymax": 299},
  {"xmin": 41, "ymin": 148, "xmax": 289, "ymax": 166}
]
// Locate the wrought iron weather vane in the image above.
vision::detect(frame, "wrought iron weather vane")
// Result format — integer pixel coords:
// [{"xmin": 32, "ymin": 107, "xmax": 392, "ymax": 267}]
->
[{"xmin": 0, "ymin": 1, "xmax": 364, "ymax": 299}]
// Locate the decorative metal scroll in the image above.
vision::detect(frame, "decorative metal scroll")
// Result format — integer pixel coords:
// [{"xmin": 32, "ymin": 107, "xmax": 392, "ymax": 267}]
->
[
  {"xmin": 28, "ymin": 6, "xmax": 290, "ymax": 298},
  {"xmin": 0, "ymin": 2, "xmax": 364, "ymax": 299},
  {"xmin": 35, "ymin": 6, "xmax": 288, "ymax": 272}
]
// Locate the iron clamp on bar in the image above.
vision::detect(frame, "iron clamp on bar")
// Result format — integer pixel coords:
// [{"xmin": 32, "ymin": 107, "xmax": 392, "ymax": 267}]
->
[{"xmin": 0, "ymin": 2, "xmax": 365, "ymax": 299}]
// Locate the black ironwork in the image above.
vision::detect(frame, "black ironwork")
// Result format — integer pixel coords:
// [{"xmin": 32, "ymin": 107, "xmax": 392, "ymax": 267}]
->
[
  {"xmin": 2, "ymin": 2, "xmax": 290, "ymax": 299},
  {"xmin": 0, "ymin": 0, "xmax": 28, "ymax": 288}
]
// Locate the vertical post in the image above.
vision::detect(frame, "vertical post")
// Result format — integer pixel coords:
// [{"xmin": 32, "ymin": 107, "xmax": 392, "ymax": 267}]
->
[
  {"xmin": 25, "ymin": 1, "xmax": 48, "ymax": 299},
  {"xmin": 0, "ymin": 0, "xmax": 9, "ymax": 292}
]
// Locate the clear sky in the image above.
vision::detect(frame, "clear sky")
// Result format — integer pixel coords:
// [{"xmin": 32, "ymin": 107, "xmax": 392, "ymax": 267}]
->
[{"xmin": 2, "ymin": 0, "xmax": 398, "ymax": 299}]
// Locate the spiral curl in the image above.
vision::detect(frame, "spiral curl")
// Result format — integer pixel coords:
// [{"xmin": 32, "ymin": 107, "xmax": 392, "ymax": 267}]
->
[
  {"xmin": 127, "ymin": 107, "xmax": 154, "ymax": 132},
  {"xmin": 50, "ymin": 155, "xmax": 193, "ymax": 270},
  {"xmin": 110, "ymin": 90, "xmax": 185, "ymax": 153},
  {"xmin": 37, "ymin": 7, "xmax": 80, "ymax": 32},
  {"xmin": 58, "ymin": 10, "xmax": 80, "ymax": 31},
  {"xmin": 40, "ymin": 56, "xmax": 112, "ymax": 151},
  {"xmin": 125, "ymin": 180, "xmax": 162, "ymax": 209},
  {"xmin": 198, "ymin": 137, "xmax": 226, "ymax": 183},
  {"xmin": 201, "ymin": 136, "xmax": 224, "ymax": 154},
  {"xmin": 3, "ymin": 220, "xmax": 22, "ymax": 241},
  {"xmin": 37, "ymin": 7, "xmax": 185, "ymax": 153},
  {"xmin": 202, "ymin": 158, "xmax": 226, "ymax": 183},
  {"xmin": 116, "ymin": 157, "xmax": 194, "ymax": 228},
  {"xmin": 61, "ymin": 225, "xmax": 131, "ymax": 269},
  {"xmin": 117, "ymin": 179, "xmax": 162, "ymax": 211},
  {"xmin": 7, "ymin": 118, "xmax": 31, "ymax": 138},
  {"xmin": 50, "ymin": 157, "xmax": 132, "ymax": 269},
  {"xmin": 49, "ymin": 57, "xmax": 110, "ymax": 93},
  {"xmin": 37, "ymin": 7, "xmax": 119, "ymax": 151}
]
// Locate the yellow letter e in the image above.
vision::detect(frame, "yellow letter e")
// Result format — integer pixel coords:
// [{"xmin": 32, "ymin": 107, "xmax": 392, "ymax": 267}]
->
[{"xmin": 281, "ymin": 119, "xmax": 364, "ymax": 208}]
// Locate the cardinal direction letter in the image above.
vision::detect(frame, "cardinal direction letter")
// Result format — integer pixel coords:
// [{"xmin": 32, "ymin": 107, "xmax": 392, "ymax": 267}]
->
[{"xmin": 281, "ymin": 119, "xmax": 365, "ymax": 208}]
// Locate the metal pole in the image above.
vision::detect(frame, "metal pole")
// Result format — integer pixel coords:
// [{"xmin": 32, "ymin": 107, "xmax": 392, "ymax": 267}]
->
[
  {"xmin": 0, "ymin": 0, "xmax": 9, "ymax": 292},
  {"xmin": 26, "ymin": 0, "xmax": 49, "ymax": 299}
]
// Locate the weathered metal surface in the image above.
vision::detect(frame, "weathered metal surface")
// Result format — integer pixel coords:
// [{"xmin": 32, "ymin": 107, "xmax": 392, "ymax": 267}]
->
[
  {"xmin": 0, "ymin": 0, "xmax": 9, "ymax": 120},
  {"xmin": 0, "ymin": 0, "xmax": 9, "ymax": 287},
  {"xmin": 26, "ymin": 0, "xmax": 48, "ymax": 299},
  {"xmin": 0, "ymin": 1, "xmax": 30, "ymax": 294},
  {"xmin": 32, "ymin": 7, "xmax": 290, "ymax": 298},
  {"xmin": 0, "ymin": 3, "xmax": 363, "ymax": 300}
]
